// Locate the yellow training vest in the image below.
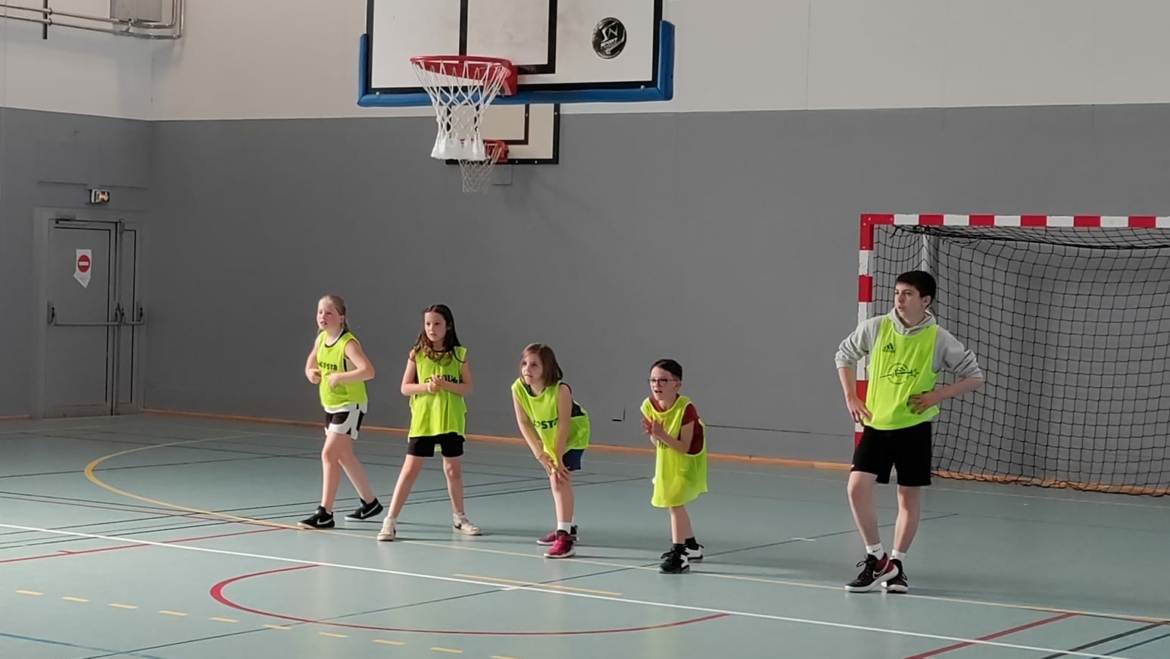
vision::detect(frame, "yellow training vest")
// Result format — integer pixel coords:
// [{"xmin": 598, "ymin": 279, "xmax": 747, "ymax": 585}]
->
[
  {"xmin": 865, "ymin": 316, "xmax": 940, "ymax": 430},
  {"xmin": 409, "ymin": 346, "xmax": 468, "ymax": 437},
  {"xmin": 641, "ymin": 395, "xmax": 708, "ymax": 508},
  {"xmin": 316, "ymin": 331, "xmax": 368, "ymax": 409},
  {"xmin": 511, "ymin": 379, "xmax": 590, "ymax": 462}
]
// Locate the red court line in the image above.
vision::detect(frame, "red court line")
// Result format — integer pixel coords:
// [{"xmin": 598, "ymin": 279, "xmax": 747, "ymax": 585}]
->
[
  {"xmin": 903, "ymin": 612, "xmax": 1077, "ymax": 659},
  {"xmin": 210, "ymin": 565, "xmax": 729, "ymax": 636},
  {"xmin": 0, "ymin": 527, "xmax": 280, "ymax": 565}
]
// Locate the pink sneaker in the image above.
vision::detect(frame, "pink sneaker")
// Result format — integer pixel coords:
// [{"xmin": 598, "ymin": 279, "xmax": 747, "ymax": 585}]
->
[
  {"xmin": 537, "ymin": 525, "xmax": 577, "ymax": 546},
  {"xmin": 543, "ymin": 530, "xmax": 577, "ymax": 558}
]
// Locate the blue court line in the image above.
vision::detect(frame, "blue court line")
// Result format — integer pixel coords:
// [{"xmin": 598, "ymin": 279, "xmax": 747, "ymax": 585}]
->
[
  {"xmin": 0, "ymin": 630, "xmax": 171, "ymax": 659},
  {"xmin": 1109, "ymin": 630, "xmax": 1170, "ymax": 655}
]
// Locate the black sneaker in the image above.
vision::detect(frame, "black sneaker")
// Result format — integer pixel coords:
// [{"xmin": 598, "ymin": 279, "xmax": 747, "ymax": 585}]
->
[
  {"xmin": 845, "ymin": 553, "xmax": 898, "ymax": 592},
  {"xmin": 298, "ymin": 506, "xmax": 335, "ymax": 529},
  {"xmin": 345, "ymin": 498, "xmax": 383, "ymax": 521},
  {"xmin": 659, "ymin": 546, "xmax": 690, "ymax": 574},
  {"xmin": 884, "ymin": 559, "xmax": 908, "ymax": 593}
]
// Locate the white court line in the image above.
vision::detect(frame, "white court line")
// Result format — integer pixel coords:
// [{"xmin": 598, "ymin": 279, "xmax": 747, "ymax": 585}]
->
[
  {"xmin": 0, "ymin": 423, "xmax": 122, "ymax": 437},
  {"xmin": 0, "ymin": 522, "xmax": 1141, "ymax": 659}
]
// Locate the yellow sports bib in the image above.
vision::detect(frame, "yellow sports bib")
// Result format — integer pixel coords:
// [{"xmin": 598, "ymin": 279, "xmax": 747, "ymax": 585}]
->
[
  {"xmin": 641, "ymin": 395, "xmax": 708, "ymax": 508},
  {"xmin": 511, "ymin": 379, "xmax": 590, "ymax": 461},
  {"xmin": 409, "ymin": 346, "xmax": 468, "ymax": 437},
  {"xmin": 316, "ymin": 331, "xmax": 368, "ymax": 409},
  {"xmin": 865, "ymin": 317, "xmax": 940, "ymax": 430}
]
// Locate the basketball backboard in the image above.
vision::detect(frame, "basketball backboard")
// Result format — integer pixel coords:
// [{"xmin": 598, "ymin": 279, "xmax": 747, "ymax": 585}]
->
[
  {"xmin": 463, "ymin": 102, "xmax": 559, "ymax": 165},
  {"xmin": 357, "ymin": 0, "xmax": 675, "ymax": 107}
]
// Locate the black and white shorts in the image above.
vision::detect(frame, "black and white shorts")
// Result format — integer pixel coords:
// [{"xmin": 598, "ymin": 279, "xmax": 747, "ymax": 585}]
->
[{"xmin": 323, "ymin": 402, "xmax": 367, "ymax": 440}]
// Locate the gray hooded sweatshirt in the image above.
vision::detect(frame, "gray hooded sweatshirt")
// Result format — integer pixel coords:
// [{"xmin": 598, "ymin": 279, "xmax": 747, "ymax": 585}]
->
[{"xmin": 835, "ymin": 309, "xmax": 984, "ymax": 381}]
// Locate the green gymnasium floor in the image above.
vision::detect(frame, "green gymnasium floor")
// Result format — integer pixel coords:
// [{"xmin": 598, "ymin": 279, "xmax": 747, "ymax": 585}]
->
[{"xmin": 1, "ymin": 414, "xmax": 1167, "ymax": 659}]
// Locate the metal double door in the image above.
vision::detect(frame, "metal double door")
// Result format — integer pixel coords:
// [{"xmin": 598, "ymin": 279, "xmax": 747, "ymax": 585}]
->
[{"xmin": 35, "ymin": 215, "xmax": 145, "ymax": 418}]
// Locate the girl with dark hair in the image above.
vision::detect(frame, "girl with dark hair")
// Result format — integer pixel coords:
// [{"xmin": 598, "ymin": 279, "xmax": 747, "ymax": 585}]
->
[{"xmin": 377, "ymin": 304, "xmax": 481, "ymax": 541}]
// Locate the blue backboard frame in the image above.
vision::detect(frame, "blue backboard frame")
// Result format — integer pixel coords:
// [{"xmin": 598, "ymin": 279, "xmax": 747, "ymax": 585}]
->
[{"xmin": 356, "ymin": 20, "xmax": 675, "ymax": 108}]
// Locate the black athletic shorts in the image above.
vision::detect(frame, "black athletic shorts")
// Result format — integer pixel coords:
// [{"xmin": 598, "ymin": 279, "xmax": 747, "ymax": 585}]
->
[
  {"xmin": 407, "ymin": 432, "xmax": 465, "ymax": 458},
  {"xmin": 851, "ymin": 421, "xmax": 933, "ymax": 487}
]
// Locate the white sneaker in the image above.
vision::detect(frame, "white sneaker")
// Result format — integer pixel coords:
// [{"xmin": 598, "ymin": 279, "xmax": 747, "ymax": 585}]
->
[
  {"xmin": 452, "ymin": 512, "xmax": 481, "ymax": 536},
  {"xmin": 376, "ymin": 517, "xmax": 396, "ymax": 541}
]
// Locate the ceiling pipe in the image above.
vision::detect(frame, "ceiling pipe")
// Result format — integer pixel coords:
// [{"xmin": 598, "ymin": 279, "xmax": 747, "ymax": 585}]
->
[{"xmin": 0, "ymin": 0, "xmax": 183, "ymax": 39}]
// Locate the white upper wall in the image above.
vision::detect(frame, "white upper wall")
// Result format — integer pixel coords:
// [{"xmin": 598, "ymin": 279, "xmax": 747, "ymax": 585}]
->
[
  {"xmin": 797, "ymin": 0, "xmax": 1170, "ymax": 112},
  {"xmin": 8, "ymin": 0, "xmax": 1168, "ymax": 121},
  {"xmin": 682, "ymin": 0, "xmax": 1170, "ymax": 113},
  {"xmin": 0, "ymin": 0, "xmax": 153, "ymax": 120},
  {"xmin": 150, "ymin": 0, "xmax": 384, "ymax": 121},
  {"xmin": 154, "ymin": 0, "xmax": 1170, "ymax": 120}
]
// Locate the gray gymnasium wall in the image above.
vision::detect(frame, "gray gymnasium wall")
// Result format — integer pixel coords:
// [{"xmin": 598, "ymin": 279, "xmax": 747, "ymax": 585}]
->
[
  {"xmin": 141, "ymin": 103, "xmax": 1170, "ymax": 463},
  {"xmin": 0, "ymin": 108, "xmax": 151, "ymax": 417}
]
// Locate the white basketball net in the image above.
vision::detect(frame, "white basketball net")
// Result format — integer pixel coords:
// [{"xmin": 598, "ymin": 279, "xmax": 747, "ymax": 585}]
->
[
  {"xmin": 456, "ymin": 141, "xmax": 506, "ymax": 193},
  {"xmin": 411, "ymin": 56, "xmax": 513, "ymax": 192}
]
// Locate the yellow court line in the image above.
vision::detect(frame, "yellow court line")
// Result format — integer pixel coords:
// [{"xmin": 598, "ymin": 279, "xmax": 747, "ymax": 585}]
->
[
  {"xmin": 159, "ymin": 610, "xmax": 187, "ymax": 617},
  {"xmin": 62, "ymin": 596, "xmax": 89, "ymax": 603},
  {"xmin": 82, "ymin": 435, "xmax": 1170, "ymax": 627},
  {"xmin": 210, "ymin": 617, "xmax": 238, "ymax": 623},
  {"xmin": 264, "ymin": 625, "xmax": 291, "ymax": 631},
  {"xmin": 373, "ymin": 639, "xmax": 406, "ymax": 646},
  {"xmin": 16, "ymin": 590, "xmax": 43, "ymax": 596},
  {"xmin": 431, "ymin": 648, "xmax": 463, "ymax": 654},
  {"xmin": 110, "ymin": 603, "xmax": 138, "ymax": 610},
  {"xmin": 320, "ymin": 632, "xmax": 348, "ymax": 638},
  {"xmin": 142, "ymin": 408, "xmax": 855, "ymax": 471},
  {"xmin": 453, "ymin": 573, "xmax": 621, "ymax": 596},
  {"xmin": 84, "ymin": 437, "xmax": 308, "ymax": 532}
]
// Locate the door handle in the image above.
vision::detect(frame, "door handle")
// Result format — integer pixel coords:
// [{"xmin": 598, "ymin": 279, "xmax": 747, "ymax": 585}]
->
[
  {"xmin": 122, "ymin": 302, "xmax": 146, "ymax": 326},
  {"xmin": 46, "ymin": 302, "xmax": 120, "ymax": 327}
]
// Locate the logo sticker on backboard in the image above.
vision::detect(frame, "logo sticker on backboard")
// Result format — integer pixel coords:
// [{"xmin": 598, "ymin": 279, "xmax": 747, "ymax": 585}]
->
[{"xmin": 592, "ymin": 17, "xmax": 627, "ymax": 60}]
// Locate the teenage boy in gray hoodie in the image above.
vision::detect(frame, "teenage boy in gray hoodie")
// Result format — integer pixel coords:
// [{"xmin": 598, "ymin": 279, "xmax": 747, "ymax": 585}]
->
[{"xmin": 835, "ymin": 270, "xmax": 984, "ymax": 594}]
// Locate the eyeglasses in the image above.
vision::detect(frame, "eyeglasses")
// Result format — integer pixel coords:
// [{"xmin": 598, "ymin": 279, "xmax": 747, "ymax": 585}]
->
[{"xmin": 648, "ymin": 378, "xmax": 678, "ymax": 385}]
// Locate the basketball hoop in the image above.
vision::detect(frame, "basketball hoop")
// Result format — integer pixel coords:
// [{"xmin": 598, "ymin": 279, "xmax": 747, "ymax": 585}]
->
[{"xmin": 410, "ymin": 55, "xmax": 517, "ymax": 192}]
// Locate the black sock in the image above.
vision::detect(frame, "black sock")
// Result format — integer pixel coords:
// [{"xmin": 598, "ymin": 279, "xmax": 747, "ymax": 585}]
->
[
  {"xmin": 685, "ymin": 537, "xmax": 700, "ymax": 550},
  {"xmin": 672, "ymin": 542, "xmax": 686, "ymax": 553}
]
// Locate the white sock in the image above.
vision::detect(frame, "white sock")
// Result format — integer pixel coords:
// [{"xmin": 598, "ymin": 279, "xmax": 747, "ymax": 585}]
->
[
  {"xmin": 557, "ymin": 521, "xmax": 573, "ymax": 533},
  {"xmin": 865, "ymin": 543, "xmax": 884, "ymax": 558},
  {"xmin": 892, "ymin": 550, "xmax": 907, "ymax": 561}
]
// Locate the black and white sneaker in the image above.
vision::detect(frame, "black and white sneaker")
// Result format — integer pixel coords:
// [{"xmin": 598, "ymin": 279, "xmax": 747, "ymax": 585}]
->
[
  {"xmin": 452, "ymin": 512, "xmax": 482, "ymax": 536},
  {"xmin": 845, "ymin": 553, "xmax": 898, "ymax": 592},
  {"xmin": 684, "ymin": 543, "xmax": 704, "ymax": 561},
  {"xmin": 298, "ymin": 506, "xmax": 335, "ymax": 529},
  {"xmin": 659, "ymin": 546, "xmax": 690, "ymax": 574},
  {"xmin": 345, "ymin": 498, "xmax": 383, "ymax": 521},
  {"xmin": 883, "ymin": 559, "xmax": 908, "ymax": 593}
]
